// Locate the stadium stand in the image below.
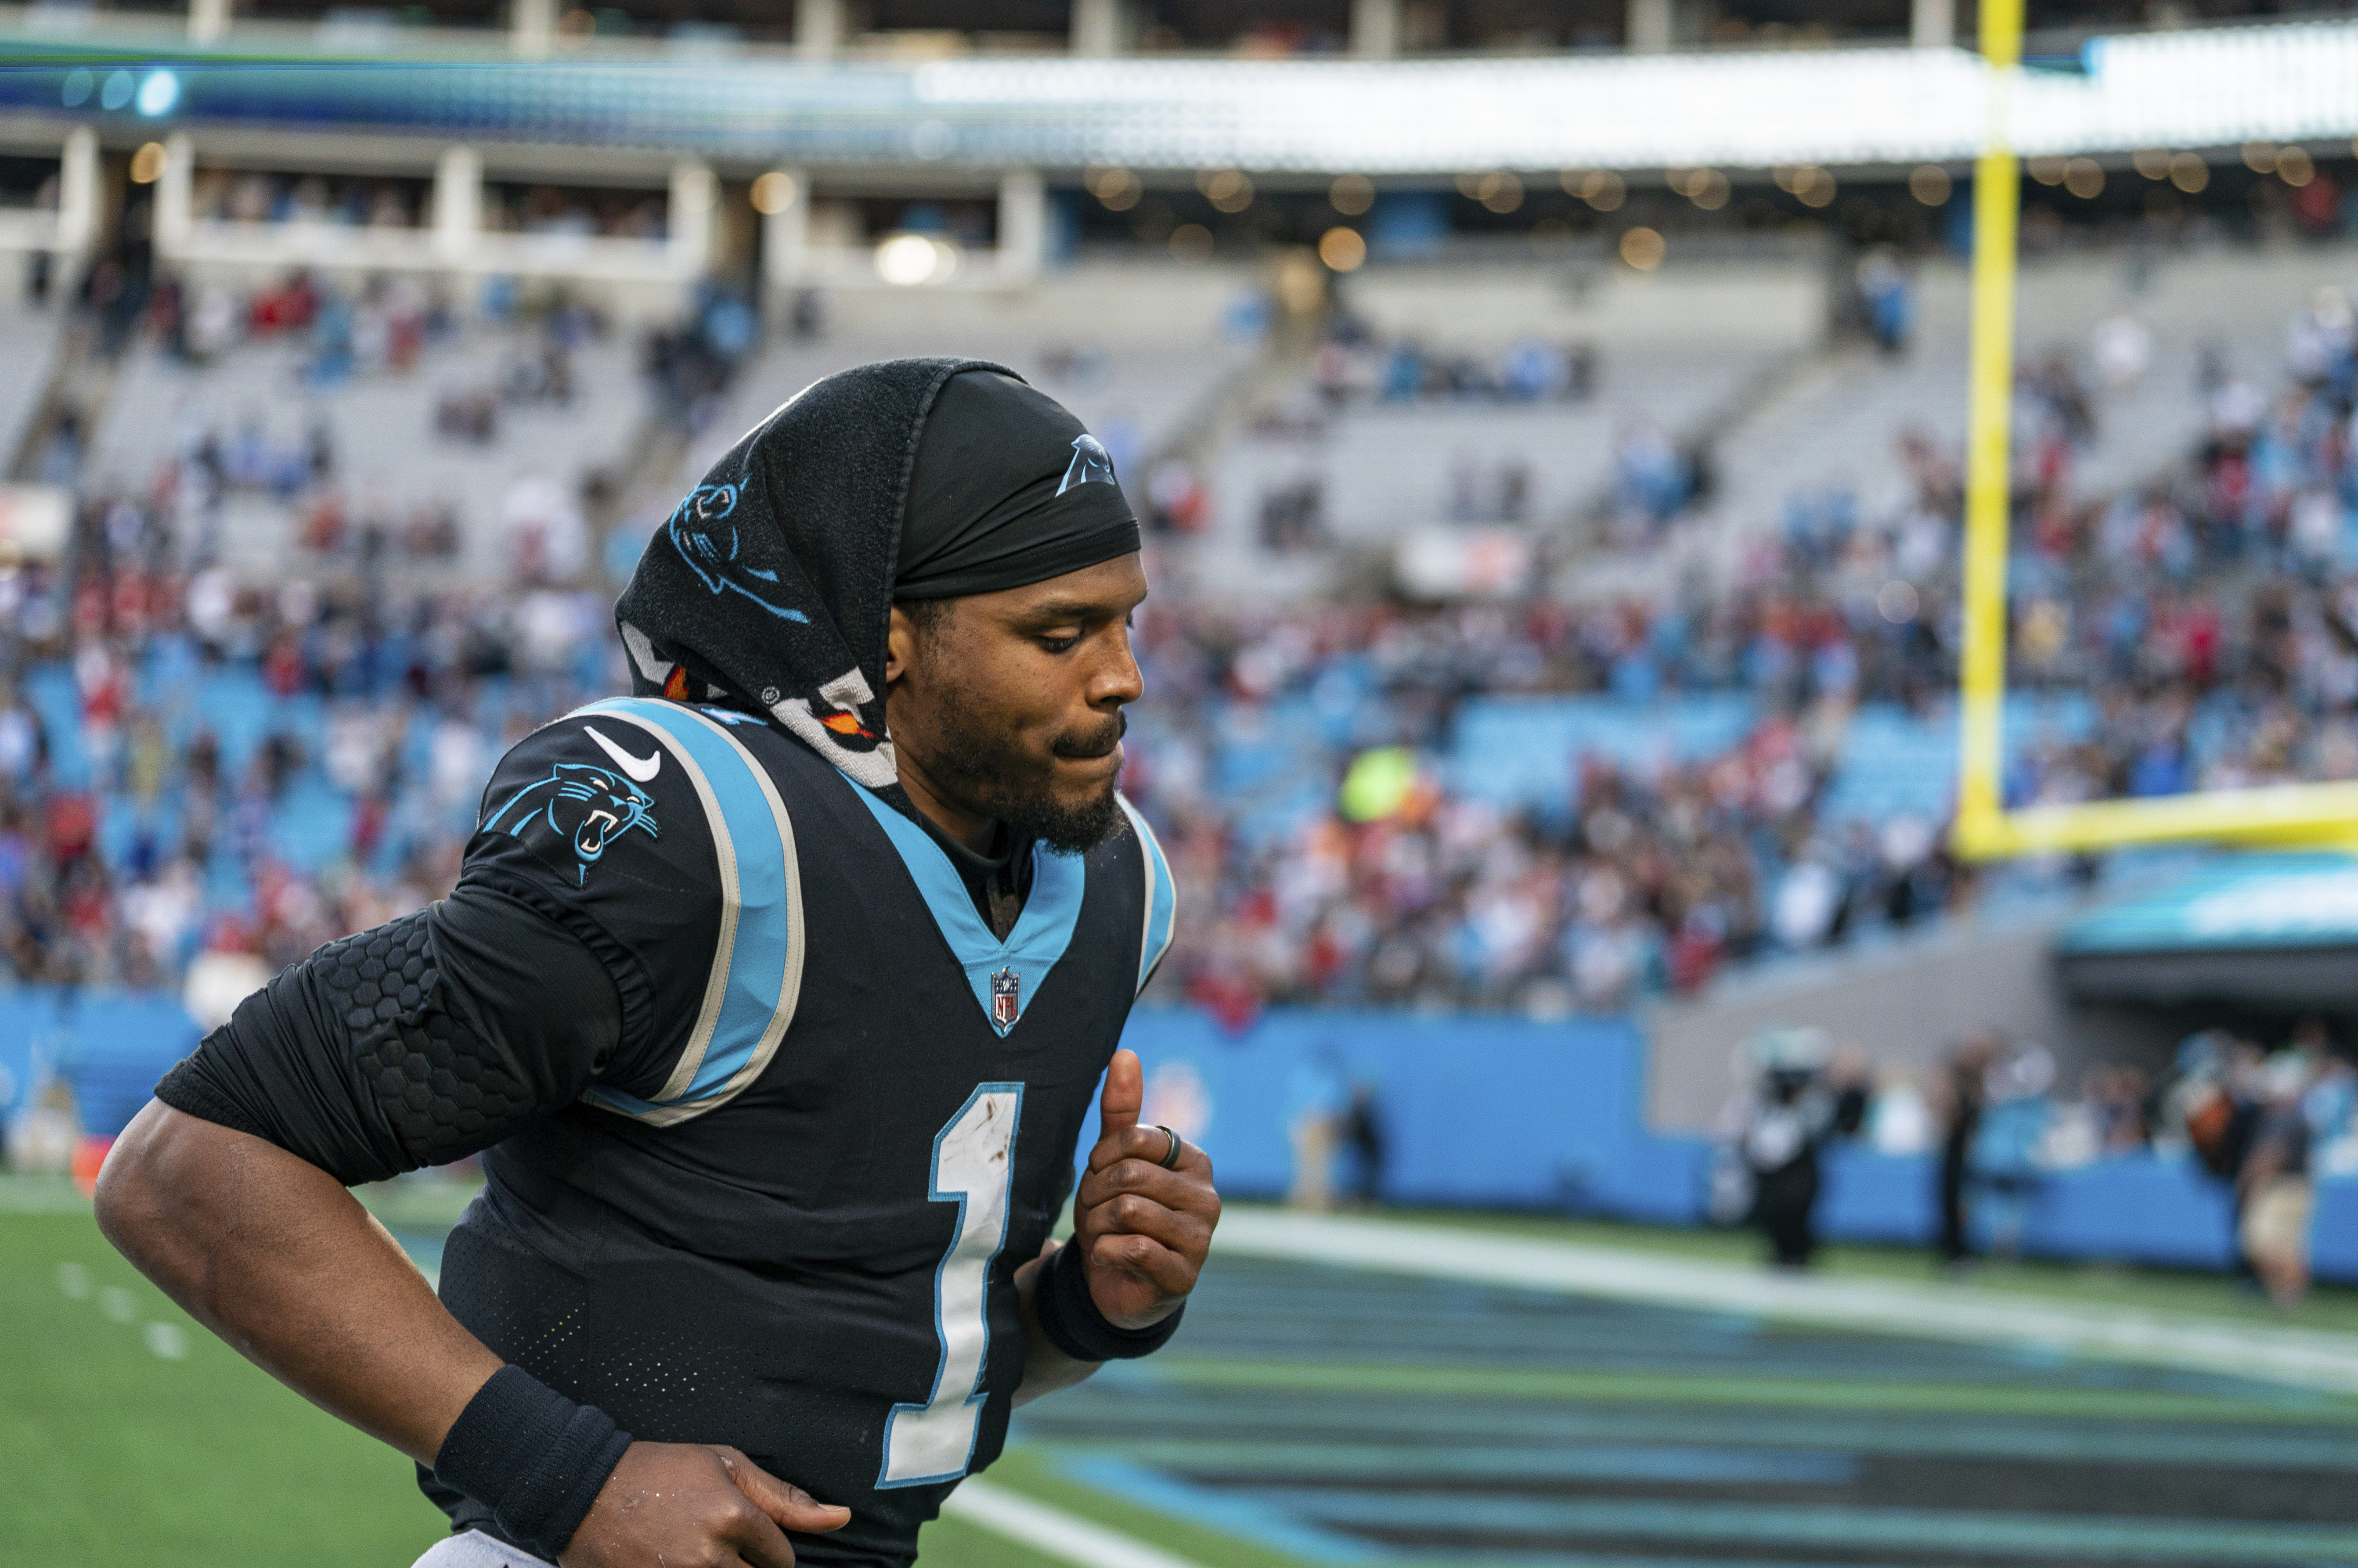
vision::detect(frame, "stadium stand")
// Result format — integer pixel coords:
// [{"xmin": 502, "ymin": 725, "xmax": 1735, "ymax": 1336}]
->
[
  {"xmin": 669, "ymin": 261, "xmax": 1265, "ymax": 515},
  {"xmin": 86, "ymin": 287, "xmax": 645, "ymax": 584},
  {"xmin": 1681, "ymin": 242, "xmax": 2358, "ymax": 583},
  {"xmin": 0, "ymin": 271, "xmax": 71, "ymax": 475},
  {"xmin": 8, "ymin": 231, "xmax": 2356, "ymax": 1036},
  {"xmin": 0, "ymin": 12, "xmax": 2354, "ymax": 1299},
  {"xmin": 1194, "ymin": 257, "xmax": 1822, "ymax": 593}
]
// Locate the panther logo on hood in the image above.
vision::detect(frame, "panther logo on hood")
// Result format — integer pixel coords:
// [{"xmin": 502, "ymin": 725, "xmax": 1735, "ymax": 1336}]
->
[
  {"xmin": 667, "ymin": 482, "xmax": 811, "ymax": 625},
  {"xmin": 481, "ymin": 761, "xmax": 659, "ymax": 885}
]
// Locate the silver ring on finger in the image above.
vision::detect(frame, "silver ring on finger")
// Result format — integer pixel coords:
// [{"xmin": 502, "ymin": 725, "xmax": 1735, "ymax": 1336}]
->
[{"xmin": 1153, "ymin": 1124, "xmax": 1184, "ymax": 1170}]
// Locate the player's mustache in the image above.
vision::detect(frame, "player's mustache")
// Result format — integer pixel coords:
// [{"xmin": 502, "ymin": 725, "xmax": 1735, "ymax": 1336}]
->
[{"xmin": 1051, "ymin": 710, "xmax": 1128, "ymax": 760}]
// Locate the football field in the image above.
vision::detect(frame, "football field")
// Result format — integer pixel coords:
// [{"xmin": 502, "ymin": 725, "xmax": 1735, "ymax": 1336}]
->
[{"xmin": 11, "ymin": 1177, "xmax": 2358, "ymax": 1568}]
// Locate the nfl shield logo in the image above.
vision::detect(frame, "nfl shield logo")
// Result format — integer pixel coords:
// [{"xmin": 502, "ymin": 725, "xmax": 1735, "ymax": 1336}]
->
[{"xmin": 990, "ymin": 967, "xmax": 1021, "ymax": 1029}]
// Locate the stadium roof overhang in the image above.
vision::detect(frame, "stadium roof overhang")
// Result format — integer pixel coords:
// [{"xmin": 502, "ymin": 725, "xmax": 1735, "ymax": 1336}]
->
[
  {"xmin": 2055, "ymin": 854, "xmax": 2358, "ymax": 1009},
  {"xmin": 4, "ymin": 16, "xmax": 2358, "ymax": 173}
]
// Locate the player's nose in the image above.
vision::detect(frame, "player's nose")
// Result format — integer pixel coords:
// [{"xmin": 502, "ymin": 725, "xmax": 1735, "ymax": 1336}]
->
[{"xmin": 1089, "ymin": 626, "xmax": 1144, "ymax": 708}]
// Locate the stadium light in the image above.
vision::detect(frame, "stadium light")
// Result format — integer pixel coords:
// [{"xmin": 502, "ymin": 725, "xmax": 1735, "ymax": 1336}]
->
[
  {"xmin": 1950, "ymin": 0, "xmax": 2358, "ymax": 860},
  {"xmin": 1316, "ymin": 225, "xmax": 1365, "ymax": 272},
  {"xmin": 136, "ymin": 70, "xmax": 179, "ymax": 118},
  {"xmin": 1168, "ymin": 223, "xmax": 1212, "ymax": 264},
  {"xmin": 1618, "ymin": 226, "xmax": 1663, "ymax": 270},
  {"xmin": 875, "ymin": 232, "xmax": 958, "ymax": 286},
  {"xmin": 750, "ymin": 171, "xmax": 797, "ymax": 215}
]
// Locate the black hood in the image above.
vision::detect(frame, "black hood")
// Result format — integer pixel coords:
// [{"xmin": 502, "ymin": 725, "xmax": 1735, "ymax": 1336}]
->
[{"xmin": 615, "ymin": 356, "xmax": 1006, "ymax": 804}]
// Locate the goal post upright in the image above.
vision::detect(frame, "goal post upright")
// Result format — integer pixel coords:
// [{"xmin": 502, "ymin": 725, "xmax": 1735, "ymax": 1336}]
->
[
  {"xmin": 1946, "ymin": 0, "xmax": 2358, "ymax": 862},
  {"xmin": 1953, "ymin": 0, "xmax": 2022, "ymax": 862}
]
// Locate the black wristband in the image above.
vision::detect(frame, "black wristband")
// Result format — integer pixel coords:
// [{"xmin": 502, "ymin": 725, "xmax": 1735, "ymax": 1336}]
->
[
  {"xmin": 433, "ymin": 1365, "xmax": 634, "ymax": 1562},
  {"xmin": 1033, "ymin": 1239, "xmax": 1184, "ymax": 1362}
]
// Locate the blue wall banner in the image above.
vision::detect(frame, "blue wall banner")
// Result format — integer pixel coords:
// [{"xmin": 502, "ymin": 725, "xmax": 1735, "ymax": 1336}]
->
[
  {"xmin": 0, "ymin": 990, "xmax": 202, "ymax": 1140},
  {"xmin": 1095, "ymin": 1007, "xmax": 1669, "ymax": 1212}
]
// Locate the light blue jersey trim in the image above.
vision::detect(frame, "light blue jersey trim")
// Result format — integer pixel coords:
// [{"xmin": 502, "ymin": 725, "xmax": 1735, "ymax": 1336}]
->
[
  {"xmin": 567, "ymin": 698, "xmax": 804, "ymax": 1125},
  {"xmin": 841, "ymin": 776, "xmax": 1085, "ymax": 1035},
  {"xmin": 1118, "ymin": 794, "xmax": 1176, "ymax": 995}
]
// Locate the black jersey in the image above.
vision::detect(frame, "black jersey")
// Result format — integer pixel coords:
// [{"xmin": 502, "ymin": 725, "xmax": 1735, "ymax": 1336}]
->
[{"xmin": 429, "ymin": 697, "xmax": 1176, "ymax": 1564}]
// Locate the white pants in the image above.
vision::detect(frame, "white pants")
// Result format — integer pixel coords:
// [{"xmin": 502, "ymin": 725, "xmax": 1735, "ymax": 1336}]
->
[{"xmin": 412, "ymin": 1530, "xmax": 555, "ymax": 1568}]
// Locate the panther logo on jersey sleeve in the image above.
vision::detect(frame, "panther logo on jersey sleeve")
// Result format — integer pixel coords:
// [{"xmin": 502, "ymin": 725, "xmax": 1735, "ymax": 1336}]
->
[{"xmin": 481, "ymin": 758, "xmax": 659, "ymax": 885}]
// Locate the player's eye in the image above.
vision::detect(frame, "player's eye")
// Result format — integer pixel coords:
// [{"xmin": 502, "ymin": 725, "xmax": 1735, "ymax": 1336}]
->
[{"xmin": 1040, "ymin": 634, "xmax": 1081, "ymax": 654}]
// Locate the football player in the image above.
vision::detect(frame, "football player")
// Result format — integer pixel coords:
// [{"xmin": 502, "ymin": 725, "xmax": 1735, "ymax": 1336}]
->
[{"xmin": 96, "ymin": 360, "xmax": 1217, "ymax": 1568}]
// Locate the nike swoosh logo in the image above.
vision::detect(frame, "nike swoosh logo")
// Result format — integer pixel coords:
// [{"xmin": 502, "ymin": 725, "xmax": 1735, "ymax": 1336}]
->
[{"xmin": 583, "ymin": 725, "xmax": 662, "ymax": 784}]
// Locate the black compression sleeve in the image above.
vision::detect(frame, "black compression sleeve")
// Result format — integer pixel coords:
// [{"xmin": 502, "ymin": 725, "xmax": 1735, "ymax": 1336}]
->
[
  {"xmin": 153, "ymin": 887, "xmax": 625, "ymax": 1184},
  {"xmin": 154, "ymin": 1054, "xmax": 272, "ymax": 1144}
]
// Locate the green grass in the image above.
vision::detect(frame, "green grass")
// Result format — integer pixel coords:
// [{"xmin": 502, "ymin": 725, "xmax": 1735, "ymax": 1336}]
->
[
  {"xmin": 0, "ymin": 1207, "xmax": 449, "ymax": 1568},
  {"xmin": 0, "ymin": 1189, "xmax": 1221, "ymax": 1567},
  {"xmin": 354, "ymin": 1174, "xmax": 483, "ymax": 1235},
  {"xmin": 917, "ymin": 1513, "xmax": 1089, "ymax": 1568}
]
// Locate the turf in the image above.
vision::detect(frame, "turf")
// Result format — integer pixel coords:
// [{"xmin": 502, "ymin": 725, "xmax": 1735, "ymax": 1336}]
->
[
  {"xmin": 0, "ymin": 1187, "xmax": 1213, "ymax": 1568},
  {"xmin": 8, "ymin": 1171, "xmax": 1273, "ymax": 1564},
  {"xmin": 978, "ymin": 1448, "xmax": 1319, "ymax": 1568},
  {"xmin": 21, "ymin": 1171, "xmax": 2358, "ymax": 1568},
  {"xmin": 1017, "ymin": 1252, "xmax": 2358, "ymax": 1568},
  {"xmin": 0, "ymin": 1207, "xmax": 451, "ymax": 1568}
]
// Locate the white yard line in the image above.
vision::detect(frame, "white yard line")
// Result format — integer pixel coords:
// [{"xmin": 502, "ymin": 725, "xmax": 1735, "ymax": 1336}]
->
[
  {"xmin": 943, "ymin": 1478, "xmax": 1212, "ymax": 1568},
  {"xmin": 1214, "ymin": 1208, "xmax": 2358, "ymax": 1396}
]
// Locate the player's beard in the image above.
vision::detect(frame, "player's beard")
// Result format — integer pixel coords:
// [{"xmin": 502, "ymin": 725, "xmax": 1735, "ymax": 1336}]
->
[{"xmin": 923, "ymin": 701, "xmax": 1128, "ymax": 855}]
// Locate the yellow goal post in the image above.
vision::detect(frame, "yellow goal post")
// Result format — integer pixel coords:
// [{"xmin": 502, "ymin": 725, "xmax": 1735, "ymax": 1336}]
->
[{"xmin": 1950, "ymin": 0, "xmax": 2358, "ymax": 860}]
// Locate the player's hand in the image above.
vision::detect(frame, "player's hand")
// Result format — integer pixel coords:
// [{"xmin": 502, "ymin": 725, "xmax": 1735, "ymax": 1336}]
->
[
  {"xmin": 1075, "ymin": 1048, "xmax": 1221, "ymax": 1330},
  {"xmin": 560, "ymin": 1441, "xmax": 849, "ymax": 1568}
]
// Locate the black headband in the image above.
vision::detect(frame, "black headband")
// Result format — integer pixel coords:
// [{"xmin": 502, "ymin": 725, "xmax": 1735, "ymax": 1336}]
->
[{"xmin": 894, "ymin": 370, "xmax": 1142, "ymax": 601}]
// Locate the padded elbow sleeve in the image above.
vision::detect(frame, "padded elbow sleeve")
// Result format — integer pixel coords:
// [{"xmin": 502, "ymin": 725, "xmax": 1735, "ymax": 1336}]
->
[
  {"xmin": 157, "ymin": 893, "xmax": 620, "ymax": 1183},
  {"xmin": 314, "ymin": 913, "xmax": 543, "ymax": 1173}
]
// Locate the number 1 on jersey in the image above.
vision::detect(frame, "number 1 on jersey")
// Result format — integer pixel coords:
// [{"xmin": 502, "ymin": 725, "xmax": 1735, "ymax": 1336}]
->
[{"xmin": 879, "ymin": 1082, "xmax": 1024, "ymax": 1488}]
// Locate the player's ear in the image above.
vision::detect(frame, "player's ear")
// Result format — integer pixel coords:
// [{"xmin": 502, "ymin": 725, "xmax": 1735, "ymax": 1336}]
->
[{"xmin": 885, "ymin": 603, "xmax": 916, "ymax": 690}]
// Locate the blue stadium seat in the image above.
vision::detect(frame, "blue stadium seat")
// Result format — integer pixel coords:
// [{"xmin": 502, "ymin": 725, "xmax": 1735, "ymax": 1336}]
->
[{"xmin": 1446, "ymin": 695, "xmax": 1759, "ymax": 810}]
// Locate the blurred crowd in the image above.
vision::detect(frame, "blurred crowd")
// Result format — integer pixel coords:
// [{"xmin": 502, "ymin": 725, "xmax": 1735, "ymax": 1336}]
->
[
  {"xmin": 1309, "ymin": 313, "xmax": 1600, "ymax": 406},
  {"xmin": 1121, "ymin": 602, "xmax": 1967, "ymax": 1027},
  {"xmin": 9, "ymin": 261, "xmax": 2358, "ymax": 1049},
  {"xmin": 0, "ymin": 527, "xmax": 615, "ymax": 993},
  {"xmin": 0, "ymin": 496, "xmax": 1981, "ymax": 1023},
  {"xmin": 1984, "ymin": 291, "xmax": 2358, "ymax": 806},
  {"xmin": 0, "ymin": 264, "xmax": 647, "ymax": 995},
  {"xmin": 1127, "ymin": 281, "xmax": 2358, "ymax": 1024}
]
